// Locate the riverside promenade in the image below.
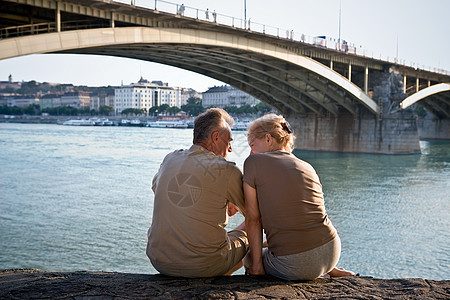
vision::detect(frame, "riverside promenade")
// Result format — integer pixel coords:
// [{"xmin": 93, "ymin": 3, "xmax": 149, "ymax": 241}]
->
[{"xmin": 1, "ymin": 269, "xmax": 448, "ymax": 299}]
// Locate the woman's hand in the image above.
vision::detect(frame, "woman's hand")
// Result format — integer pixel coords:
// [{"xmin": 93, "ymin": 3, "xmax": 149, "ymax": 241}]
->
[
  {"xmin": 228, "ymin": 203, "xmax": 239, "ymax": 217},
  {"xmin": 246, "ymin": 264, "xmax": 266, "ymax": 276},
  {"xmin": 243, "ymin": 182, "xmax": 265, "ymax": 276}
]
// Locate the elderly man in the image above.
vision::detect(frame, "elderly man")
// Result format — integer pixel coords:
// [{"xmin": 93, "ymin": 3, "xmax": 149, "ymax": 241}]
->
[{"xmin": 146, "ymin": 108, "xmax": 248, "ymax": 277}]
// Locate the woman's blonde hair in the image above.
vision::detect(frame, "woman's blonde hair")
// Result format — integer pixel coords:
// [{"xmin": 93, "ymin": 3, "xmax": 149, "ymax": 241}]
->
[{"xmin": 247, "ymin": 114, "xmax": 295, "ymax": 151}]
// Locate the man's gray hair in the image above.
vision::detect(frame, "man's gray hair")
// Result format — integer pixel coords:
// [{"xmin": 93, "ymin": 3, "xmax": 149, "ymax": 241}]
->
[{"xmin": 193, "ymin": 108, "xmax": 234, "ymax": 144}]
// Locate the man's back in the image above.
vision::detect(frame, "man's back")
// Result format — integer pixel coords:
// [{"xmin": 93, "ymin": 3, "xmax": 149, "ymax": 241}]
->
[{"xmin": 147, "ymin": 144, "xmax": 245, "ymax": 277}]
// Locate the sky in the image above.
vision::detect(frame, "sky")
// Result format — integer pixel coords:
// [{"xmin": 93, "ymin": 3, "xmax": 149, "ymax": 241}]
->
[{"xmin": 0, "ymin": 0, "xmax": 449, "ymax": 92}]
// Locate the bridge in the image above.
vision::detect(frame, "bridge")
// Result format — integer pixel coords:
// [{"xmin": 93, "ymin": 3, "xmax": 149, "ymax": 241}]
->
[{"xmin": 1, "ymin": 0, "xmax": 449, "ymax": 153}]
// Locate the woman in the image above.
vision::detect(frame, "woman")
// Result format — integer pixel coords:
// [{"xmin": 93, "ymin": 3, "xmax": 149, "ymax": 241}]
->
[{"xmin": 243, "ymin": 114, "xmax": 355, "ymax": 280}]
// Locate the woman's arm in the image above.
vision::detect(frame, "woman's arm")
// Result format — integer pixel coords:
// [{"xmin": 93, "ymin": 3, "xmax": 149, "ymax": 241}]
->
[{"xmin": 244, "ymin": 182, "xmax": 265, "ymax": 275}]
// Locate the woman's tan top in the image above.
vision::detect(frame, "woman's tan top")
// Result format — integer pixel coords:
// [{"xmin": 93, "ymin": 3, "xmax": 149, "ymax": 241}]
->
[{"xmin": 243, "ymin": 151, "xmax": 336, "ymax": 256}]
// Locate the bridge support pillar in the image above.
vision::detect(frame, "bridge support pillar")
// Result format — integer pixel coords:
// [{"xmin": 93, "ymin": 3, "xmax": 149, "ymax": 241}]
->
[
  {"xmin": 56, "ymin": 1, "xmax": 61, "ymax": 32},
  {"xmin": 287, "ymin": 113, "xmax": 421, "ymax": 154},
  {"xmin": 111, "ymin": 12, "xmax": 115, "ymax": 28},
  {"xmin": 417, "ymin": 118, "xmax": 450, "ymax": 139},
  {"xmin": 403, "ymin": 75, "xmax": 407, "ymax": 93},
  {"xmin": 348, "ymin": 64, "xmax": 352, "ymax": 81},
  {"xmin": 287, "ymin": 68, "xmax": 422, "ymax": 154}
]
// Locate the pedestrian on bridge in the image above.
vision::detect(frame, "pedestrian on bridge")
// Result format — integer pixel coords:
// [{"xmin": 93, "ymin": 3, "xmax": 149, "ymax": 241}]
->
[{"xmin": 178, "ymin": 4, "xmax": 185, "ymax": 16}]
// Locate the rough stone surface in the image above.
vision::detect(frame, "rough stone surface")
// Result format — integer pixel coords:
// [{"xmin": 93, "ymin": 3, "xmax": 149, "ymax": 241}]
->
[
  {"xmin": 417, "ymin": 118, "xmax": 450, "ymax": 139},
  {"xmin": 288, "ymin": 113, "xmax": 421, "ymax": 154},
  {"xmin": 1, "ymin": 269, "xmax": 449, "ymax": 299}
]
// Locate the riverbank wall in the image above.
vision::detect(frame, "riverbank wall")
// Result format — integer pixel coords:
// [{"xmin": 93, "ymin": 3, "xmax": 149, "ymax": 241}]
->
[{"xmin": 1, "ymin": 269, "xmax": 448, "ymax": 299}]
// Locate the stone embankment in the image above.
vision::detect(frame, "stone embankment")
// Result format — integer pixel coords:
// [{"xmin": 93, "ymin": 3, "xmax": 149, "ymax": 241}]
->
[{"xmin": 1, "ymin": 269, "xmax": 449, "ymax": 299}]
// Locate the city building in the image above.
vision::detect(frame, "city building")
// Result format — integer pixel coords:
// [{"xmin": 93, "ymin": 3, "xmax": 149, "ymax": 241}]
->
[
  {"xmin": 90, "ymin": 89, "xmax": 115, "ymax": 111},
  {"xmin": 0, "ymin": 95, "xmax": 39, "ymax": 107},
  {"xmin": 60, "ymin": 91, "xmax": 90, "ymax": 108},
  {"xmin": 0, "ymin": 75, "xmax": 21, "ymax": 91},
  {"xmin": 39, "ymin": 91, "xmax": 90, "ymax": 109},
  {"xmin": 39, "ymin": 94, "xmax": 61, "ymax": 109},
  {"xmin": 114, "ymin": 77, "xmax": 182, "ymax": 114},
  {"xmin": 202, "ymin": 85, "xmax": 260, "ymax": 108},
  {"xmin": 180, "ymin": 88, "xmax": 202, "ymax": 105}
]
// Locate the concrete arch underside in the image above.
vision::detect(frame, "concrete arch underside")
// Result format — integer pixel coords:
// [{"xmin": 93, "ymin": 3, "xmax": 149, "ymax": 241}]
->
[
  {"xmin": 400, "ymin": 83, "xmax": 450, "ymax": 119},
  {"xmin": 0, "ymin": 26, "xmax": 378, "ymax": 115}
]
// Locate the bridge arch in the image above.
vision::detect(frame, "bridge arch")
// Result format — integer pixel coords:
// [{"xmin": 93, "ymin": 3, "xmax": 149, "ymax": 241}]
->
[
  {"xmin": 400, "ymin": 83, "xmax": 450, "ymax": 119},
  {"xmin": 400, "ymin": 83, "xmax": 450, "ymax": 109},
  {"xmin": 0, "ymin": 26, "xmax": 378, "ymax": 115}
]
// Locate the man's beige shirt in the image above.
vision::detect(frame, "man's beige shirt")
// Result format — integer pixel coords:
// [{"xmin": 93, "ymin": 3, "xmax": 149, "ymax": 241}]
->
[{"xmin": 147, "ymin": 145, "xmax": 245, "ymax": 274}]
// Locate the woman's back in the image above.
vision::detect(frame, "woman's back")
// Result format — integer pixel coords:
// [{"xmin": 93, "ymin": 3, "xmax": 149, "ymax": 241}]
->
[{"xmin": 243, "ymin": 151, "xmax": 336, "ymax": 256}]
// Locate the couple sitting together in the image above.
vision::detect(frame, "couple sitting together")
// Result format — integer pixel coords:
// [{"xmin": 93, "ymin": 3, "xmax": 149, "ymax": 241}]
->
[{"xmin": 146, "ymin": 108, "xmax": 355, "ymax": 280}]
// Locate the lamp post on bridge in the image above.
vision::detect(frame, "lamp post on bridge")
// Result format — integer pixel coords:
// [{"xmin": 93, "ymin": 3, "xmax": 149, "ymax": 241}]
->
[
  {"xmin": 338, "ymin": 0, "xmax": 341, "ymax": 51},
  {"xmin": 244, "ymin": 0, "xmax": 247, "ymax": 29}
]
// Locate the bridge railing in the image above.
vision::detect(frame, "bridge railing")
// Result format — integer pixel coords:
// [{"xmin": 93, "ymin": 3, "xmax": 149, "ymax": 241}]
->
[
  {"xmin": 123, "ymin": 0, "xmax": 449, "ymax": 76},
  {"xmin": 0, "ymin": 23, "xmax": 56, "ymax": 39},
  {"xmin": 0, "ymin": 20, "xmax": 111, "ymax": 40}
]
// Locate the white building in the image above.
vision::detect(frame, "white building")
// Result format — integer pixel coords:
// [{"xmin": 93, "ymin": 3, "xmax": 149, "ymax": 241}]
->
[
  {"xmin": 114, "ymin": 78, "xmax": 182, "ymax": 114},
  {"xmin": 202, "ymin": 85, "xmax": 260, "ymax": 108},
  {"xmin": 0, "ymin": 95, "xmax": 39, "ymax": 107}
]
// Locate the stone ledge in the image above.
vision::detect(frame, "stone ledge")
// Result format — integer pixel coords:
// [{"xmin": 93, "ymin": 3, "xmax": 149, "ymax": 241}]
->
[{"xmin": 1, "ymin": 269, "xmax": 448, "ymax": 299}]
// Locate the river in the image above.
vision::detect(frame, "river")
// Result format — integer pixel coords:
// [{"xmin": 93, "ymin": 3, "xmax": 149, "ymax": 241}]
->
[{"xmin": 0, "ymin": 123, "xmax": 448, "ymax": 280}]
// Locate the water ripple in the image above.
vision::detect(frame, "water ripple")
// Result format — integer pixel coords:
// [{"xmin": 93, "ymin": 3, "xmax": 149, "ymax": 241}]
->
[{"xmin": 0, "ymin": 123, "xmax": 448, "ymax": 279}]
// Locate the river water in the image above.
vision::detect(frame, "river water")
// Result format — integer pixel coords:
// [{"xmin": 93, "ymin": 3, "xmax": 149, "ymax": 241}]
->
[{"xmin": 0, "ymin": 123, "xmax": 448, "ymax": 280}]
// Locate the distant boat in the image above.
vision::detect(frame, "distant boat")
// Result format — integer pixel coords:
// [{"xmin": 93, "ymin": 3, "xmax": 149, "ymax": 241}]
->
[
  {"xmin": 120, "ymin": 119, "xmax": 131, "ymax": 126},
  {"xmin": 93, "ymin": 118, "xmax": 113, "ymax": 126},
  {"xmin": 232, "ymin": 120, "xmax": 250, "ymax": 131},
  {"xmin": 147, "ymin": 120, "xmax": 188, "ymax": 128},
  {"xmin": 62, "ymin": 119, "xmax": 95, "ymax": 126},
  {"xmin": 129, "ymin": 119, "xmax": 144, "ymax": 127},
  {"xmin": 103, "ymin": 119, "xmax": 113, "ymax": 126}
]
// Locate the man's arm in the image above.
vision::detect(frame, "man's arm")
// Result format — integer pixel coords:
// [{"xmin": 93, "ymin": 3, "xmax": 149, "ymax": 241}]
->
[
  {"xmin": 226, "ymin": 166, "xmax": 246, "ymax": 215},
  {"xmin": 152, "ymin": 170, "xmax": 159, "ymax": 193}
]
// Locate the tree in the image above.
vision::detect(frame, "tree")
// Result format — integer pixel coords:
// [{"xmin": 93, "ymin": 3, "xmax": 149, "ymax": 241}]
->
[
  {"xmin": 237, "ymin": 104, "xmax": 255, "ymax": 114},
  {"xmin": 181, "ymin": 103, "xmax": 205, "ymax": 116},
  {"xmin": 167, "ymin": 106, "xmax": 181, "ymax": 115},
  {"xmin": 17, "ymin": 80, "xmax": 39, "ymax": 94},
  {"xmin": 0, "ymin": 105, "xmax": 24, "ymax": 115},
  {"xmin": 254, "ymin": 101, "xmax": 273, "ymax": 114},
  {"xmin": 24, "ymin": 104, "xmax": 40, "ymax": 115},
  {"xmin": 158, "ymin": 104, "xmax": 170, "ymax": 113},
  {"xmin": 187, "ymin": 97, "xmax": 202, "ymax": 105},
  {"xmin": 148, "ymin": 106, "xmax": 159, "ymax": 116},
  {"xmin": 42, "ymin": 106, "xmax": 78, "ymax": 116},
  {"xmin": 121, "ymin": 108, "xmax": 142, "ymax": 115},
  {"xmin": 79, "ymin": 107, "xmax": 92, "ymax": 115},
  {"xmin": 99, "ymin": 105, "xmax": 114, "ymax": 116}
]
